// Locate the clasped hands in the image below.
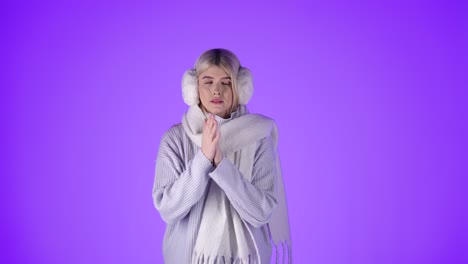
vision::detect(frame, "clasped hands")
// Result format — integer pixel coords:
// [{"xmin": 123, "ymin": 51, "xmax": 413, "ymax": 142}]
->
[{"xmin": 201, "ymin": 113, "xmax": 223, "ymax": 167}]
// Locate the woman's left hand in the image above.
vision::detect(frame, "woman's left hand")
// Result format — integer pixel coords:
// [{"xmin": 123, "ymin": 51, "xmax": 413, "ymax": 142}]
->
[{"xmin": 214, "ymin": 143, "xmax": 223, "ymax": 167}]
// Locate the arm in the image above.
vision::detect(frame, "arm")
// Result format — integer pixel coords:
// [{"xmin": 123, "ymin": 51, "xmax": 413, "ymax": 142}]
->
[
  {"xmin": 209, "ymin": 136, "xmax": 278, "ymax": 228},
  {"xmin": 152, "ymin": 130, "xmax": 213, "ymax": 224}
]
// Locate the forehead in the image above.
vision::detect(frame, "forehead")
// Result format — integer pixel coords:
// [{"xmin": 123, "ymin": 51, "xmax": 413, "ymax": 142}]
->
[{"xmin": 200, "ymin": 66, "xmax": 230, "ymax": 79}]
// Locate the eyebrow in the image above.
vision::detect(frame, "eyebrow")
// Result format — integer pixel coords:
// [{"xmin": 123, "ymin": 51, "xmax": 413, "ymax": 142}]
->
[{"xmin": 202, "ymin": 76, "xmax": 231, "ymax": 80}]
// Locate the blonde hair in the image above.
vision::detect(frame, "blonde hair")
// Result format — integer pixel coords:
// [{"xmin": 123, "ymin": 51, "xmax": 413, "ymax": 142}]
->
[{"xmin": 194, "ymin": 48, "xmax": 241, "ymax": 114}]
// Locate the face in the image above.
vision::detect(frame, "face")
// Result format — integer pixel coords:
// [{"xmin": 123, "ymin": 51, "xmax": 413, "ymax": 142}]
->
[{"xmin": 198, "ymin": 66, "xmax": 233, "ymax": 118}]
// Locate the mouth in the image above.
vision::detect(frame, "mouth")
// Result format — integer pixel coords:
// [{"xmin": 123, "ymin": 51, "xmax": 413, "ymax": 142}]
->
[{"xmin": 210, "ymin": 99, "xmax": 223, "ymax": 104}]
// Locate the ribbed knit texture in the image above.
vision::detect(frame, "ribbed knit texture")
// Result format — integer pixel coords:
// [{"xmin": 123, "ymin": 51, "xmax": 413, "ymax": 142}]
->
[{"xmin": 152, "ymin": 112, "xmax": 277, "ymax": 263}]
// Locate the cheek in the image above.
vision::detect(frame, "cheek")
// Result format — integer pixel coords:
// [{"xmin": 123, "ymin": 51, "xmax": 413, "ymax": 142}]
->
[{"xmin": 198, "ymin": 87, "xmax": 208, "ymax": 99}]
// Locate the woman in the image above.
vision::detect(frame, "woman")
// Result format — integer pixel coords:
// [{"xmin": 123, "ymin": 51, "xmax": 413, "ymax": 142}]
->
[{"xmin": 152, "ymin": 48, "xmax": 292, "ymax": 263}]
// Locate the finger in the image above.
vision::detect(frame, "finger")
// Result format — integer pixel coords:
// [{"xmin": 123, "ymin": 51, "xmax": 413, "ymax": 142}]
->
[
  {"xmin": 209, "ymin": 115, "xmax": 214, "ymax": 127},
  {"xmin": 209, "ymin": 123, "xmax": 216, "ymax": 139},
  {"xmin": 205, "ymin": 117, "xmax": 211, "ymax": 130},
  {"xmin": 205, "ymin": 116, "xmax": 212, "ymax": 128},
  {"xmin": 211, "ymin": 120, "xmax": 218, "ymax": 135},
  {"xmin": 213, "ymin": 131, "xmax": 220, "ymax": 145},
  {"xmin": 203, "ymin": 119, "xmax": 208, "ymax": 133},
  {"xmin": 209, "ymin": 116, "xmax": 217, "ymax": 129}
]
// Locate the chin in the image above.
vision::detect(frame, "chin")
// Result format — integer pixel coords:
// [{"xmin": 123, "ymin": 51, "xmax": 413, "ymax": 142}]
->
[
  {"xmin": 201, "ymin": 104, "xmax": 230, "ymax": 118},
  {"xmin": 211, "ymin": 110, "xmax": 228, "ymax": 117},
  {"xmin": 212, "ymin": 111, "xmax": 224, "ymax": 117}
]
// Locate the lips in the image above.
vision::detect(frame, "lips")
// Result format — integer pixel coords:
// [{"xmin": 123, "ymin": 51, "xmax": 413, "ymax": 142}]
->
[{"xmin": 211, "ymin": 99, "xmax": 223, "ymax": 103}]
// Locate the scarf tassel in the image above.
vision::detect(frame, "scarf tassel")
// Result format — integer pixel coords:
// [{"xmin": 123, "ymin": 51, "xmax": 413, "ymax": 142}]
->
[
  {"xmin": 192, "ymin": 252, "xmax": 260, "ymax": 264},
  {"xmin": 273, "ymin": 240, "xmax": 292, "ymax": 264}
]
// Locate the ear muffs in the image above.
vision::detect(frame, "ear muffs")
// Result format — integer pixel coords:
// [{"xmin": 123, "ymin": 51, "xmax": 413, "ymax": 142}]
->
[{"xmin": 181, "ymin": 67, "xmax": 254, "ymax": 106}]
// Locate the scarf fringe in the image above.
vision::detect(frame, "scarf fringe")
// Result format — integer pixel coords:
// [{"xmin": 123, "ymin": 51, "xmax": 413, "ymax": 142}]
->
[
  {"xmin": 273, "ymin": 240, "xmax": 292, "ymax": 264},
  {"xmin": 192, "ymin": 252, "xmax": 259, "ymax": 264},
  {"xmin": 192, "ymin": 241, "xmax": 293, "ymax": 264}
]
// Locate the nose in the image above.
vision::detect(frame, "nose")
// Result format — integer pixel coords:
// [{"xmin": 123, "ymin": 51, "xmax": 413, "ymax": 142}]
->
[{"xmin": 212, "ymin": 83, "xmax": 222, "ymax": 96}]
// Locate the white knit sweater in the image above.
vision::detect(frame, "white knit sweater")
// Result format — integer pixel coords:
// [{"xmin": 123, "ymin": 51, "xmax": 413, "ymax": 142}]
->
[{"xmin": 152, "ymin": 113, "xmax": 278, "ymax": 263}]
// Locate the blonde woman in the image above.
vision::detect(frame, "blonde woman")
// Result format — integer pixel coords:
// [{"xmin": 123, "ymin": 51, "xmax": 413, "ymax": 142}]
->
[{"xmin": 152, "ymin": 48, "xmax": 292, "ymax": 263}]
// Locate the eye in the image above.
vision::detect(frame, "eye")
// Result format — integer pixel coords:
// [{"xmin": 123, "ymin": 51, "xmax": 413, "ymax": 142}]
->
[
  {"xmin": 205, "ymin": 82, "xmax": 212, "ymax": 84},
  {"xmin": 222, "ymin": 83, "xmax": 231, "ymax": 86}
]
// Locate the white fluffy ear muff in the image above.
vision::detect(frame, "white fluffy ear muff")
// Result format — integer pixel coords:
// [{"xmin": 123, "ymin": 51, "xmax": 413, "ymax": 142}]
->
[
  {"xmin": 181, "ymin": 67, "xmax": 254, "ymax": 106},
  {"xmin": 181, "ymin": 69, "xmax": 199, "ymax": 106},
  {"xmin": 237, "ymin": 67, "xmax": 254, "ymax": 105}
]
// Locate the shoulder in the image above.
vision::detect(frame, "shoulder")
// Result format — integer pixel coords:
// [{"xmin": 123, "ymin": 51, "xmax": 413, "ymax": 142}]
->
[
  {"xmin": 159, "ymin": 123, "xmax": 186, "ymax": 145},
  {"xmin": 257, "ymin": 135, "xmax": 274, "ymax": 149},
  {"xmin": 254, "ymin": 136, "xmax": 276, "ymax": 163},
  {"xmin": 247, "ymin": 113, "xmax": 279, "ymax": 132},
  {"xmin": 248, "ymin": 113, "xmax": 276, "ymax": 124},
  {"xmin": 246, "ymin": 113, "xmax": 279, "ymax": 146},
  {"xmin": 250, "ymin": 115, "xmax": 276, "ymax": 153}
]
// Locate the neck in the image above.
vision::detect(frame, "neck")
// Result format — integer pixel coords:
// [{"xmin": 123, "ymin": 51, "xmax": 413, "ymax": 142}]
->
[{"xmin": 199, "ymin": 104, "xmax": 232, "ymax": 119}]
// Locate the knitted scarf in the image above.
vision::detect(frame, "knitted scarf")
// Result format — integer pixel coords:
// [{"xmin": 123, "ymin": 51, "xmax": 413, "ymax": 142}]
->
[{"xmin": 182, "ymin": 104, "xmax": 292, "ymax": 263}]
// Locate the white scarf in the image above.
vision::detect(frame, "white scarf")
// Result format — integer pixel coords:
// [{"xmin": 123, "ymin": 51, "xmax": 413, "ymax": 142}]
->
[{"xmin": 182, "ymin": 104, "xmax": 292, "ymax": 263}]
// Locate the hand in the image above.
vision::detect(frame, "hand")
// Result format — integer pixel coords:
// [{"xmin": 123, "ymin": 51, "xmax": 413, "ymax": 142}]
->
[
  {"xmin": 214, "ymin": 143, "xmax": 223, "ymax": 167},
  {"xmin": 201, "ymin": 113, "xmax": 220, "ymax": 162}
]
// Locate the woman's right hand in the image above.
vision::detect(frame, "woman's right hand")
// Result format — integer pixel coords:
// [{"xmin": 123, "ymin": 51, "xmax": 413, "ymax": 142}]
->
[{"xmin": 202, "ymin": 113, "xmax": 220, "ymax": 161}]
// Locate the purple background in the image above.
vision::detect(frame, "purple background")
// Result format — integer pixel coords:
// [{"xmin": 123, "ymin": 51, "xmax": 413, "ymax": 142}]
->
[{"xmin": 2, "ymin": 0, "xmax": 467, "ymax": 263}]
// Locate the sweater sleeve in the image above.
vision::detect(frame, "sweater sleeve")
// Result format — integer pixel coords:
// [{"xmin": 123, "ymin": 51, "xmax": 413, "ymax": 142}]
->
[
  {"xmin": 152, "ymin": 128, "xmax": 213, "ymax": 224},
  {"xmin": 209, "ymin": 136, "xmax": 278, "ymax": 228}
]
